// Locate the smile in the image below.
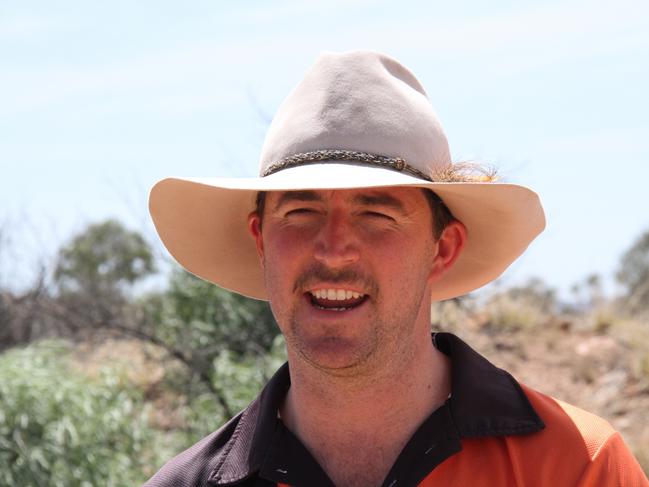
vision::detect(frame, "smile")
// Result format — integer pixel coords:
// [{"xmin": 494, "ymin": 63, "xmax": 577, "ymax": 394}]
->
[{"xmin": 307, "ymin": 288, "xmax": 368, "ymax": 311}]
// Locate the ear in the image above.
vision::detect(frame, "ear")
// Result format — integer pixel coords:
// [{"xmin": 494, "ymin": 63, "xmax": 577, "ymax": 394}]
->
[
  {"xmin": 428, "ymin": 220, "xmax": 467, "ymax": 283},
  {"xmin": 247, "ymin": 211, "xmax": 265, "ymax": 264}
]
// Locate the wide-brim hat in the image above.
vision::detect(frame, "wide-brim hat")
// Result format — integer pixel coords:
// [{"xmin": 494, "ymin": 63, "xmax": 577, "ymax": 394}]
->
[{"xmin": 150, "ymin": 50, "xmax": 545, "ymax": 301}]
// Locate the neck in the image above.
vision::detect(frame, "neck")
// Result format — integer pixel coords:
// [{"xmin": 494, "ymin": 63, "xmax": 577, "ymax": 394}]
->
[{"xmin": 280, "ymin": 331, "xmax": 451, "ymax": 487}]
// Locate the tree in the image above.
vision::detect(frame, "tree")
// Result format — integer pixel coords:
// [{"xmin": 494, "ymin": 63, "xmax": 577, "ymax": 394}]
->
[
  {"xmin": 617, "ymin": 229, "xmax": 649, "ymax": 313},
  {"xmin": 54, "ymin": 219, "xmax": 155, "ymax": 298}
]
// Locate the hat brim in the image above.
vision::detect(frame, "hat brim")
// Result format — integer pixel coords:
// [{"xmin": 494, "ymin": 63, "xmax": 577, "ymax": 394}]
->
[{"xmin": 149, "ymin": 163, "xmax": 545, "ymax": 301}]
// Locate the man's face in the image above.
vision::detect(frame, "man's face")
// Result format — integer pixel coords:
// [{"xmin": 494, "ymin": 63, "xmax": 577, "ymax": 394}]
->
[{"xmin": 248, "ymin": 187, "xmax": 461, "ymax": 375}]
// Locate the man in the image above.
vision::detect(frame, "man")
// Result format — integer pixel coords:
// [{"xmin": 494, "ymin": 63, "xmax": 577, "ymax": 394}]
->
[{"xmin": 145, "ymin": 51, "xmax": 647, "ymax": 486}]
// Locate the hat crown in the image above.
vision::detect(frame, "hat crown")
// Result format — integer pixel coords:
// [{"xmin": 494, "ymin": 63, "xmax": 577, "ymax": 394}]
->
[{"xmin": 259, "ymin": 51, "xmax": 452, "ymax": 179}]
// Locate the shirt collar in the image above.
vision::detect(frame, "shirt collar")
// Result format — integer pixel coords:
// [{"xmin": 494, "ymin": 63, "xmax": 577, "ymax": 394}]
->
[
  {"xmin": 208, "ymin": 332, "xmax": 545, "ymax": 486},
  {"xmin": 433, "ymin": 333, "xmax": 544, "ymax": 437}
]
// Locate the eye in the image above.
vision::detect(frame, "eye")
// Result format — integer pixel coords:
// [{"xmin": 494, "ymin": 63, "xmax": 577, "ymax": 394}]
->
[
  {"xmin": 363, "ymin": 211, "xmax": 395, "ymax": 221},
  {"xmin": 285, "ymin": 207, "xmax": 317, "ymax": 217}
]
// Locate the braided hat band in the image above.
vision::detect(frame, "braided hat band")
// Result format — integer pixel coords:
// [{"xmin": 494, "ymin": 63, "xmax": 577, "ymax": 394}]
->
[{"xmin": 262, "ymin": 149, "xmax": 432, "ymax": 182}]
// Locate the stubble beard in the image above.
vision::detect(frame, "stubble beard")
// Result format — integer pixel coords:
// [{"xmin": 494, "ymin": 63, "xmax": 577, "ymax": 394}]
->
[
  {"xmin": 286, "ymin": 293, "xmax": 426, "ymax": 379},
  {"xmin": 266, "ymin": 261, "xmax": 385, "ymax": 376},
  {"xmin": 287, "ymin": 311, "xmax": 382, "ymax": 377},
  {"xmin": 265, "ymin": 259, "xmax": 430, "ymax": 377}
]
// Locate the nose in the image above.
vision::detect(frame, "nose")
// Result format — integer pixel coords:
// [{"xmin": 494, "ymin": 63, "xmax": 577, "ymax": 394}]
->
[{"xmin": 313, "ymin": 209, "xmax": 360, "ymax": 268}]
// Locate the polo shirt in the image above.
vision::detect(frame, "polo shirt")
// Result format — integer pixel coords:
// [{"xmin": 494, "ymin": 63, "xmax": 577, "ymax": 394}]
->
[{"xmin": 144, "ymin": 333, "xmax": 648, "ymax": 487}]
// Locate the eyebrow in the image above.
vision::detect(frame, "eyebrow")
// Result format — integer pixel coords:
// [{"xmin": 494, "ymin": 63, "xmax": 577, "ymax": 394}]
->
[
  {"xmin": 352, "ymin": 193, "xmax": 407, "ymax": 214},
  {"xmin": 272, "ymin": 191, "xmax": 323, "ymax": 212}
]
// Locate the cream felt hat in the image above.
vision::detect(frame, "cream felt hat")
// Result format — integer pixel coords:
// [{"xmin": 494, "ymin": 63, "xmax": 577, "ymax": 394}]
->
[{"xmin": 149, "ymin": 50, "xmax": 545, "ymax": 301}]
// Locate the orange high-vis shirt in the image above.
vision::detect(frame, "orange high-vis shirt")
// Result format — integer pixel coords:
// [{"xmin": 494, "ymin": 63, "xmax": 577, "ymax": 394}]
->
[
  {"xmin": 418, "ymin": 384, "xmax": 647, "ymax": 486},
  {"xmin": 279, "ymin": 384, "xmax": 648, "ymax": 486}
]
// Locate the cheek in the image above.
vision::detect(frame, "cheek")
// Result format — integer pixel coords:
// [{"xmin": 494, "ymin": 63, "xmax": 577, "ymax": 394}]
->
[
  {"xmin": 265, "ymin": 226, "xmax": 313, "ymax": 261},
  {"xmin": 261, "ymin": 228, "xmax": 313, "ymax": 291},
  {"xmin": 376, "ymin": 237, "xmax": 436, "ymax": 279}
]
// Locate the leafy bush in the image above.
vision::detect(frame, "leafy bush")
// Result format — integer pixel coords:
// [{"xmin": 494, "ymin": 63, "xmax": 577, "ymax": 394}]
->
[
  {"xmin": 0, "ymin": 341, "xmax": 155, "ymax": 486},
  {"xmin": 482, "ymin": 293, "xmax": 545, "ymax": 332},
  {"xmin": 142, "ymin": 269, "xmax": 278, "ymax": 357},
  {"xmin": 211, "ymin": 335, "xmax": 287, "ymax": 413},
  {"xmin": 479, "ymin": 278, "xmax": 559, "ymax": 332}
]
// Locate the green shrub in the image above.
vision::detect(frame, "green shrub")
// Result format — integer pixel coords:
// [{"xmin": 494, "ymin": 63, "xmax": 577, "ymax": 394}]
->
[
  {"xmin": 483, "ymin": 292, "xmax": 546, "ymax": 332},
  {"xmin": 0, "ymin": 341, "xmax": 154, "ymax": 486},
  {"xmin": 140, "ymin": 269, "xmax": 278, "ymax": 358}
]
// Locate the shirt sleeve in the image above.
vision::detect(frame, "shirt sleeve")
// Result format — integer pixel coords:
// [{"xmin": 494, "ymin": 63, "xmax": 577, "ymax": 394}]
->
[{"xmin": 575, "ymin": 431, "xmax": 648, "ymax": 487}]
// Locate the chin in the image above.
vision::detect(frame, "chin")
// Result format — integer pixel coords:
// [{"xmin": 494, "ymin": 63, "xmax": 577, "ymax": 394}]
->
[{"xmin": 294, "ymin": 335, "xmax": 379, "ymax": 375}]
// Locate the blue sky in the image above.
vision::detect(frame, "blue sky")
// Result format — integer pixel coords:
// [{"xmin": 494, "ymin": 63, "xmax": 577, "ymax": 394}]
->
[{"xmin": 1, "ymin": 0, "xmax": 648, "ymax": 298}]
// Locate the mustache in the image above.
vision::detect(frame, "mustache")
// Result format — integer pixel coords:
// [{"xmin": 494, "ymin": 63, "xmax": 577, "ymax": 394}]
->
[{"xmin": 293, "ymin": 263, "xmax": 378, "ymax": 295}]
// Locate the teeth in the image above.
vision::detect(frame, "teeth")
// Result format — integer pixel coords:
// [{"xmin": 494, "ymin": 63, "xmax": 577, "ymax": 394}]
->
[
  {"xmin": 314, "ymin": 305, "xmax": 349, "ymax": 311},
  {"xmin": 310, "ymin": 289, "xmax": 364, "ymax": 301}
]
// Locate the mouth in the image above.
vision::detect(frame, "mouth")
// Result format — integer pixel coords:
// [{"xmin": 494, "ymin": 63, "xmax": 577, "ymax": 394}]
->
[{"xmin": 306, "ymin": 288, "xmax": 368, "ymax": 311}]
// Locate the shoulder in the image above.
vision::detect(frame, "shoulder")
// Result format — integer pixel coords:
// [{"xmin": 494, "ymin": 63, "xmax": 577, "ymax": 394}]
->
[
  {"xmin": 143, "ymin": 412, "xmax": 244, "ymax": 487},
  {"xmin": 511, "ymin": 384, "xmax": 648, "ymax": 486},
  {"xmin": 519, "ymin": 383, "xmax": 616, "ymax": 458}
]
